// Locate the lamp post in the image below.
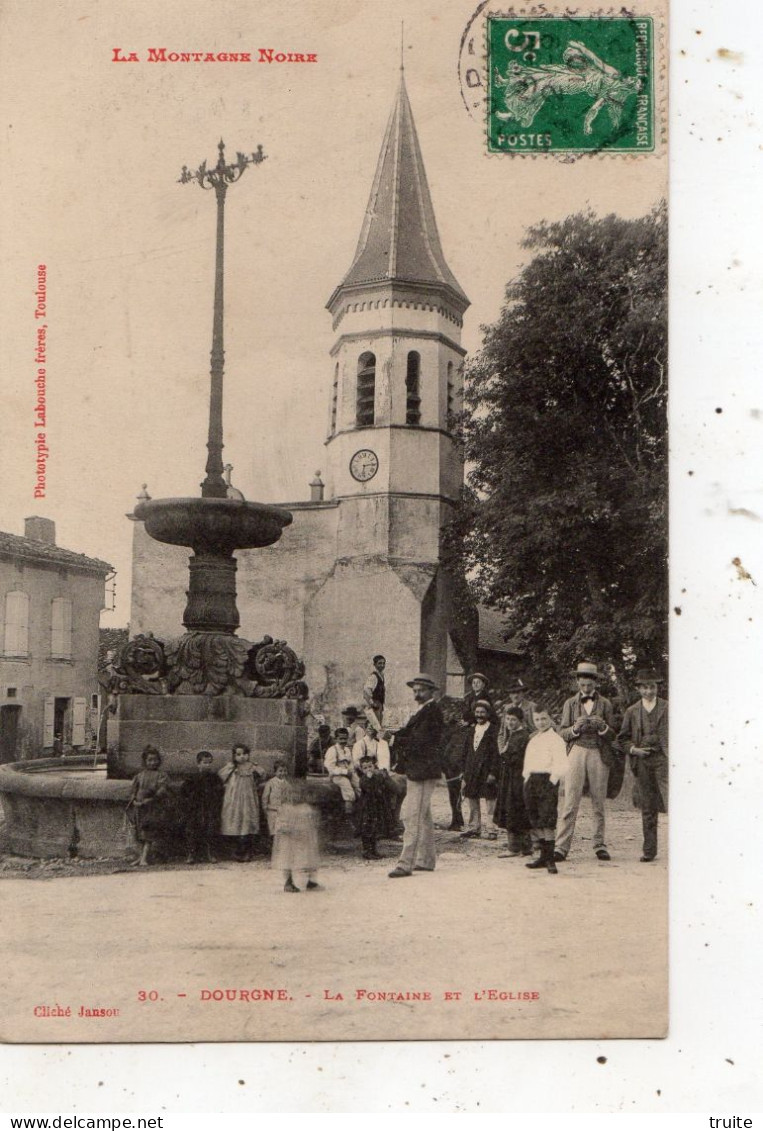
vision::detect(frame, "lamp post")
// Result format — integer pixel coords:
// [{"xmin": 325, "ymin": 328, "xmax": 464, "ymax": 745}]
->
[
  {"xmin": 136, "ymin": 138, "xmax": 291, "ymax": 644},
  {"xmin": 179, "ymin": 140, "xmax": 266, "ymax": 499}
]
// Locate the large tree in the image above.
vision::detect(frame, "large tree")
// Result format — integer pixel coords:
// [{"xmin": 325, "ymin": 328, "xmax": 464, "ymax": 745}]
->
[{"xmin": 448, "ymin": 205, "xmax": 667, "ymax": 688}]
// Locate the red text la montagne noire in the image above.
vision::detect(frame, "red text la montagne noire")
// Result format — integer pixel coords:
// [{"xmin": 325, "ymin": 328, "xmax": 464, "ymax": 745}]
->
[{"xmin": 112, "ymin": 47, "xmax": 317, "ymax": 63}]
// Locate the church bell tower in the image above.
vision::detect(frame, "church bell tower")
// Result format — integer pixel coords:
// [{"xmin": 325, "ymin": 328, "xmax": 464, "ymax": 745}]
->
[
  {"xmin": 304, "ymin": 67, "xmax": 471, "ymax": 715},
  {"xmin": 324, "ymin": 68, "xmax": 470, "ymax": 564}
]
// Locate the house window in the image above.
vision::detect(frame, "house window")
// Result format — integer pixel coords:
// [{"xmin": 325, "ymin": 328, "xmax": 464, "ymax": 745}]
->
[
  {"xmin": 51, "ymin": 597, "xmax": 73, "ymax": 659},
  {"xmin": 356, "ymin": 352, "xmax": 376, "ymax": 427},
  {"xmin": 447, "ymin": 361, "xmax": 455, "ymax": 421},
  {"xmin": 3, "ymin": 591, "xmax": 29, "ymax": 657},
  {"xmin": 331, "ymin": 363, "xmax": 339, "ymax": 434},
  {"xmin": 406, "ymin": 351, "xmax": 421, "ymax": 425}
]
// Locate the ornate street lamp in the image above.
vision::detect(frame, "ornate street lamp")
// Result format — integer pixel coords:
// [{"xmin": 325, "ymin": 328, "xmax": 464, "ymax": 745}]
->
[
  {"xmin": 134, "ymin": 140, "xmax": 292, "ymax": 653},
  {"xmin": 179, "ymin": 140, "xmax": 266, "ymax": 499}
]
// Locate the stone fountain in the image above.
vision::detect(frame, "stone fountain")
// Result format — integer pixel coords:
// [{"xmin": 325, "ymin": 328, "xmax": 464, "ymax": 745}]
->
[
  {"xmin": 106, "ymin": 139, "xmax": 308, "ymax": 779},
  {"xmin": 0, "ymin": 140, "xmax": 310, "ymax": 856}
]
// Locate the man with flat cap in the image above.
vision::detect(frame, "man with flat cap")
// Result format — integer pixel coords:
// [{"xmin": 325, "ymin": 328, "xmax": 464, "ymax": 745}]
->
[
  {"xmin": 388, "ymin": 673, "xmax": 445, "ymax": 878},
  {"xmin": 555, "ymin": 661, "xmax": 617, "ymax": 862},
  {"xmin": 617, "ymin": 669, "xmax": 668, "ymax": 862}
]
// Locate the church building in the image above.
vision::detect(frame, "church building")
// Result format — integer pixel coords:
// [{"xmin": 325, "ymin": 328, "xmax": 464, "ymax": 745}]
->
[{"xmin": 129, "ymin": 72, "xmax": 475, "ymax": 726}]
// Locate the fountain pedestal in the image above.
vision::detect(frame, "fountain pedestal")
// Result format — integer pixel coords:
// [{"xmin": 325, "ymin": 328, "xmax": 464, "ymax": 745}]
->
[{"xmin": 108, "ymin": 695, "xmax": 306, "ymax": 779}]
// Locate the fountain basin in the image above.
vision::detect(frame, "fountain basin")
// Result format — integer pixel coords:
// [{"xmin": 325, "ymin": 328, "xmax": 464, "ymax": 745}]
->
[
  {"xmin": 134, "ymin": 497, "xmax": 292, "ymax": 552},
  {"xmin": 0, "ymin": 758, "xmax": 133, "ymax": 859}
]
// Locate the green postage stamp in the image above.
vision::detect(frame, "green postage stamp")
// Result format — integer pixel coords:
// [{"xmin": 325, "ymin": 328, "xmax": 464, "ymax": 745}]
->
[{"xmin": 487, "ymin": 16, "xmax": 654, "ymax": 153}]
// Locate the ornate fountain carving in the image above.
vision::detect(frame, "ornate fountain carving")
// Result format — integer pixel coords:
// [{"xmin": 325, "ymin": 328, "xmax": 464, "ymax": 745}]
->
[{"xmin": 103, "ymin": 632, "xmax": 307, "ymax": 700}]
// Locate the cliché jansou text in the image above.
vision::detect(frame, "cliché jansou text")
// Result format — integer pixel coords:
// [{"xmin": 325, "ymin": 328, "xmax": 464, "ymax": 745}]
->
[{"xmin": 112, "ymin": 48, "xmax": 318, "ymax": 63}]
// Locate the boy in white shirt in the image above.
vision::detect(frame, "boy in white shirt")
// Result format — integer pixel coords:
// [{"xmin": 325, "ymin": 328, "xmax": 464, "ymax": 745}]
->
[
  {"xmin": 324, "ymin": 727, "xmax": 360, "ymax": 813},
  {"xmin": 523, "ymin": 706, "xmax": 568, "ymax": 875}
]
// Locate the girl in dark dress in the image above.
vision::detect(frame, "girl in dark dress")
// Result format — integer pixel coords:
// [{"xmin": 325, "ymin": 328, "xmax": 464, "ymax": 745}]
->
[
  {"xmin": 126, "ymin": 745, "xmax": 170, "ymax": 866},
  {"xmin": 180, "ymin": 750, "xmax": 224, "ymax": 863},
  {"xmin": 494, "ymin": 706, "xmax": 533, "ymax": 856}
]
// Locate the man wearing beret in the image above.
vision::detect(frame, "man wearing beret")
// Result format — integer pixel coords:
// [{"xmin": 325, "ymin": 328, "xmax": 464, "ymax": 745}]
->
[
  {"xmin": 555, "ymin": 661, "xmax": 617, "ymax": 862},
  {"xmin": 388, "ymin": 674, "xmax": 445, "ymax": 878},
  {"xmin": 617, "ymin": 669, "xmax": 668, "ymax": 862}
]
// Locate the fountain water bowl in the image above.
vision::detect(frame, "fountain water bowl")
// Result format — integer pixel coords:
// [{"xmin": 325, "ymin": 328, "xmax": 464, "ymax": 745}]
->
[
  {"xmin": 135, "ymin": 497, "xmax": 292, "ymax": 635},
  {"xmin": 135, "ymin": 497, "xmax": 292, "ymax": 553}
]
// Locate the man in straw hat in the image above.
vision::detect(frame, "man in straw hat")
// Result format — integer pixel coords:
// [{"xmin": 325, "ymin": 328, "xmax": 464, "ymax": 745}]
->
[
  {"xmin": 387, "ymin": 674, "xmax": 445, "ymax": 878},
  {"xmin": 461, "ymin": 671, "xmax": 494, "ymax": 725},
  {"xmin": 617, "ymin": 669, "xmax": 668, "ymax": 862},
  {"xmin": 555, "ymin": 661, "xmax": 617, "ymax": 862},
  {"xmin": 459, "ymin": 700, "xmax": 501, "ymax": 840}
]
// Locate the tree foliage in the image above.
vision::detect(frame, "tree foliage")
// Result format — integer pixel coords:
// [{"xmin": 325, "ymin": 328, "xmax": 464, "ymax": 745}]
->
[{"xmin": 447, "ymin": 205, "xmax": 667, "ymax": 687}]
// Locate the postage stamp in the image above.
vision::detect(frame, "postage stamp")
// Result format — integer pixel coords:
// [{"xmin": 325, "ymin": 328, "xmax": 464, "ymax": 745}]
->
[{"xmin": 487, "ymin": 16, "xmax": 654, "ymax": 153}]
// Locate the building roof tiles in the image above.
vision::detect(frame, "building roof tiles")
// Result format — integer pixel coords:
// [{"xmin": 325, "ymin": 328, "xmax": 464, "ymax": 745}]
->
[{"xmin": 0, "ymin": 530, "xmax": 113, "ymax": 575}]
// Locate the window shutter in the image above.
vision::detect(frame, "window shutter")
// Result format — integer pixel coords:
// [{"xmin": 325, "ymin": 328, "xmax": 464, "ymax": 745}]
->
[
  {"xmin": 4, "ymin": 591, "xmax": 29, "ymax": 656},
  {"xmin": 43, "ymin": 697, "xmax": 55, "ymax": 747},
  {"xmin": 51, "ymin": 598, "xmax": 73, "ymax": 659},
  {"xmin": 72, "ymin": 698, "xmax": 87, "ymax": 746}
]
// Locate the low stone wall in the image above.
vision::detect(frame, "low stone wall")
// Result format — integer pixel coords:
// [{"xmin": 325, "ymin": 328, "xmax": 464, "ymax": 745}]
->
[{"xmin": 0, "ymin": 759, "xmax": 133, "ymax": 859}]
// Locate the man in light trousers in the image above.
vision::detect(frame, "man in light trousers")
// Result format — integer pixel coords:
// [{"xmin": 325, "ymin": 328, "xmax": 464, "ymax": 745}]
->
[
  {"xmin": 387, "ymin": 674, "xmax": 445, "ymax": 878},
  {"xmin": 555, "ymin": 661, "xmax": 617, "ymax": 862}
]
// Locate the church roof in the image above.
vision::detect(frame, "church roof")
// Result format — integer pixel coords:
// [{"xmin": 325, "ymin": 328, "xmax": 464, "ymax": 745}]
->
[{"xmin": 331, "ymin": 72, "xmax": 468, "ymax": 309}]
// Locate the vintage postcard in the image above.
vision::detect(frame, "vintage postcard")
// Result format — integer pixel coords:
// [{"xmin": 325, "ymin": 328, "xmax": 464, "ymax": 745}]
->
[{"xmin": 0, "ymin": 0, "xmax": 667, "ymax": 1043}]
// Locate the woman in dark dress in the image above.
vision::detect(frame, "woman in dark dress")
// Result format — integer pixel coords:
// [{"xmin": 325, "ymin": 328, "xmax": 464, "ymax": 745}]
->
[{"xmin": 494, "ymin": 706, "xmax": 533, "ymax": 856}]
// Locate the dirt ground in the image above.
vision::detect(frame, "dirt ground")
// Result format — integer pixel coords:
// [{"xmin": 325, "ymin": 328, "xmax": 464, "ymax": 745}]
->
[{"xmin": 0, "ymin": 783, "xmax": 667, "ymax": 1043}]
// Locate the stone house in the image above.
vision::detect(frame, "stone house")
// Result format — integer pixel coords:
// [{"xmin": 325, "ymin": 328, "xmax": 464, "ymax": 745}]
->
[{"xmin": 0, "ymin": 516, "xmax": 112, "ymax": 761}]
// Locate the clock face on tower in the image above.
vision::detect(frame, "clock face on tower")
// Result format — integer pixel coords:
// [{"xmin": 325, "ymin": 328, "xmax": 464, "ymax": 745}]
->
[{"xmin": 349, "ymin": 449, "xmax": 379, "ymax": 482}]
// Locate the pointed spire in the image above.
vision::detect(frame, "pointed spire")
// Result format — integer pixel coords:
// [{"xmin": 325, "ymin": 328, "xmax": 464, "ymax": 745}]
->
[{"xmin": 330, "ymin": 73, "xmax": 468, "ymax": 310}]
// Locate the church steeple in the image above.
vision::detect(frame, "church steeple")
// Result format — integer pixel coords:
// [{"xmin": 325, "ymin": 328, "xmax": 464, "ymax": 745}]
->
[{"xmin": 328, "ymin": 73, "xmax": 468, "ymax": 313}]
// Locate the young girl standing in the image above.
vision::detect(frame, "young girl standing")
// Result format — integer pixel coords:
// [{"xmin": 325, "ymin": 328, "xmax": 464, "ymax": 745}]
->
[
  {"xmin": 271, "ymin": 776, "xmax": 322, "ymax": 892},
  {"xmin": 218, "ymin": 743, "xmax": 264, "ymax": 861},
  {"xmin": 126, "ymin": 745, "xmax": 170, "ymax": 866}
]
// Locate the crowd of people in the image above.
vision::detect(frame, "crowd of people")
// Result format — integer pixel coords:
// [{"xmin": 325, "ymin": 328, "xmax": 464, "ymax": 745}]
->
[
  {"xmin": 438, "ymin": 662, "xmax": 668, "ymax": 875},
  {"xmin": 123, "ymin": 653, "xmax": 668, "ymax": 891}
]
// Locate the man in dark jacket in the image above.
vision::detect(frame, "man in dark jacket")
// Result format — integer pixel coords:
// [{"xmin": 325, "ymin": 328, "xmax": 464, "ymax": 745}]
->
[
  {"xmin": 388, "ymin": 673, "xmax": 445, "ymax": 877},
  {"xmin": 460, "ymin": 700, "xmax": 501, "ymax": 840},
  {"xmin": 617, "ymin": 669, "xmax": 668, "ymax": 862}
]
